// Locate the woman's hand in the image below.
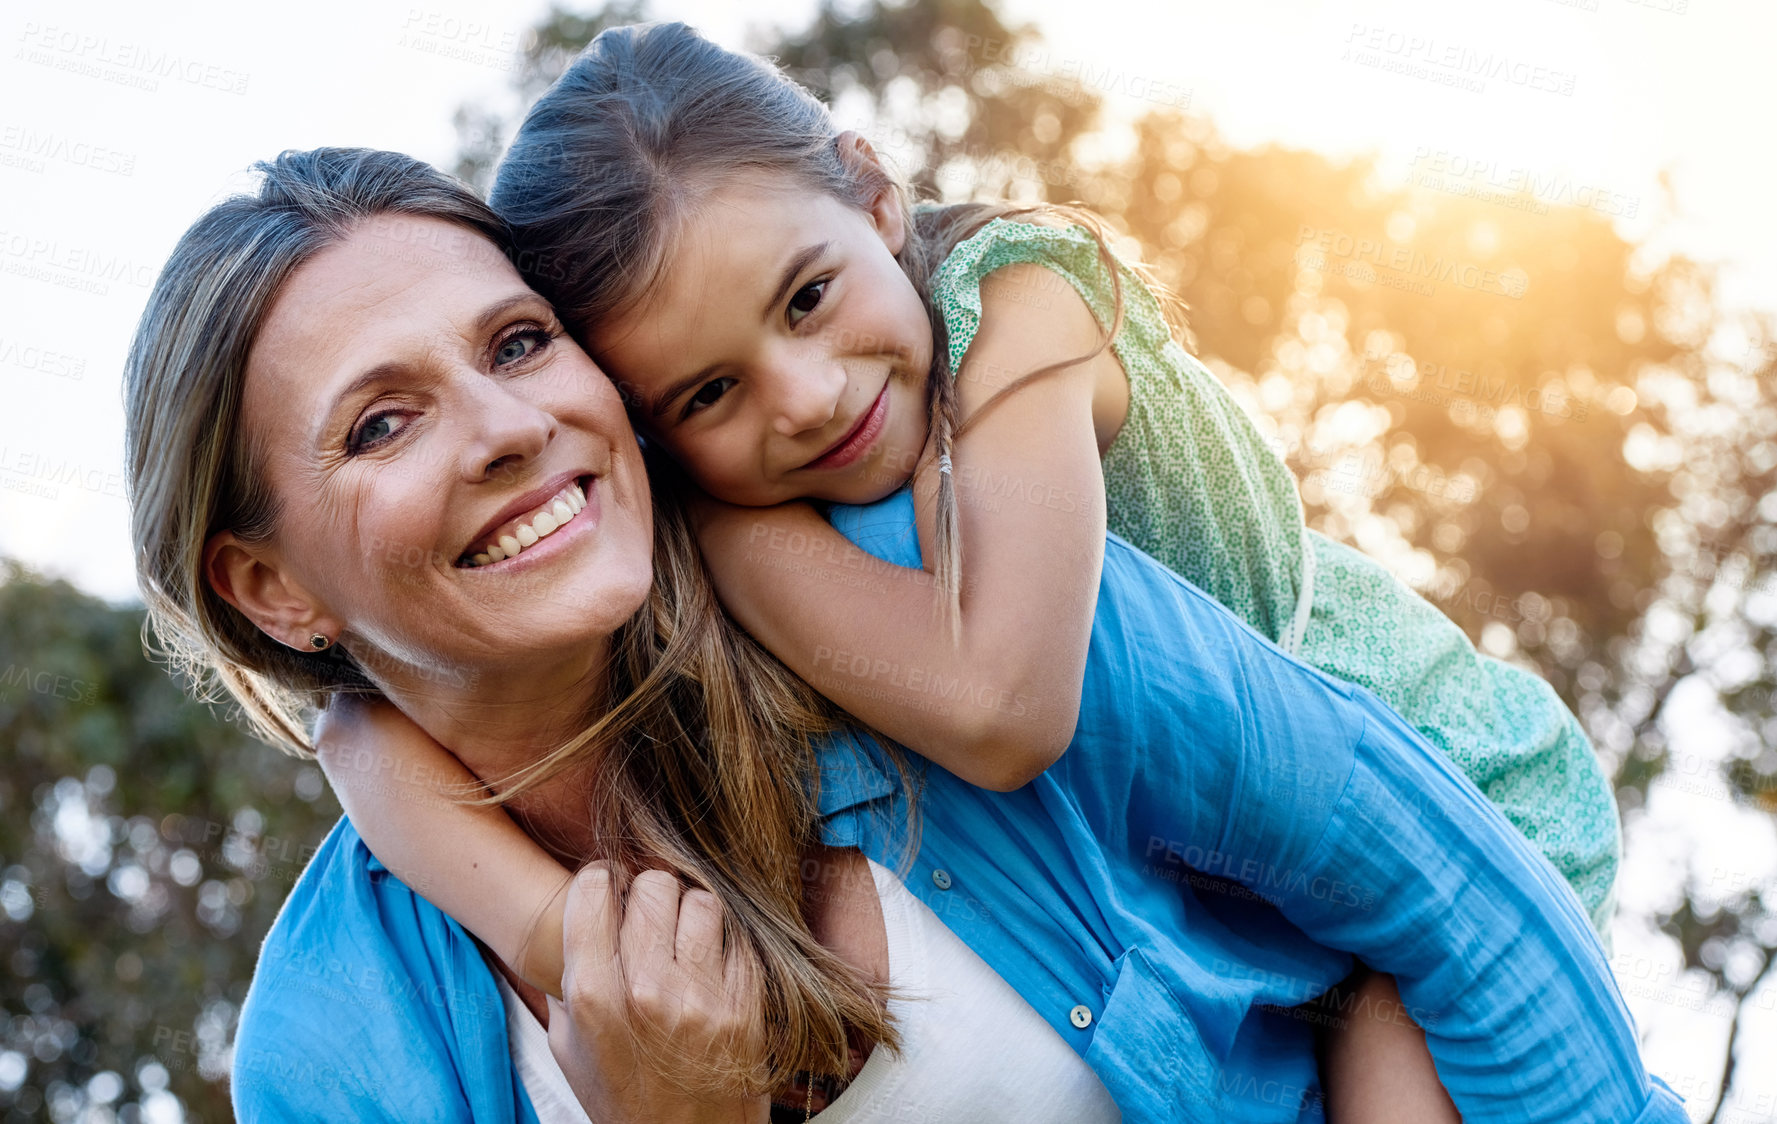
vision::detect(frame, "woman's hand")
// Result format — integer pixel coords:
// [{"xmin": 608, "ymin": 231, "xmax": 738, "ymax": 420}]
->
[{"xmin": 547, "ymin": 864, "xmax": 769, "ymax": 1124}]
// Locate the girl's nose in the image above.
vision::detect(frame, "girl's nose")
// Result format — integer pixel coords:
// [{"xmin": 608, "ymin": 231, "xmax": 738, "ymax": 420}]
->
[{"xmin": 765, "ymin": 355, "xmax": 846, "ymax": 438}]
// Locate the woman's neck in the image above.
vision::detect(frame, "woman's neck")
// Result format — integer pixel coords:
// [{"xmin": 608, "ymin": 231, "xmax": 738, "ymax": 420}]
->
[{"xmin": 369, "ymin": 637, "xmax": 613, "ymax": 853}]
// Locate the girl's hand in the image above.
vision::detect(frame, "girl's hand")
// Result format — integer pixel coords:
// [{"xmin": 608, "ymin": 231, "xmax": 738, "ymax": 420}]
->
[{"xmin": 547, "ymin": 864, "xmax": 769, "ymax": 1124}]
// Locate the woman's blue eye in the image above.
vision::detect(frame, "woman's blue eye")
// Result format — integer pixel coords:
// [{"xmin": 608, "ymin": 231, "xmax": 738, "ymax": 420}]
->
[
  {"xmin": 349, "ymin": 412, "xmax": 404, "ymax": 453},
  {"xmin": 686, "ymin": 377, "xmax": 736, "ymax": 415},
  {"xmin": 787, "ymin": 280, "xmax": 827, "ymax": 325},
  {"xmin": 495, "ymin": 329, "xmax": 549, "ymax": 366}
]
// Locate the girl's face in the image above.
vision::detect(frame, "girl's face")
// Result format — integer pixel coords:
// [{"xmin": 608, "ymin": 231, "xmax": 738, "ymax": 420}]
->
[
  {"xmin": 594, "ymin": 172, "xmax": 934, "ymax": 507},
  {"xmin": 216, "ymin": 215, "xmax": 654, "ymax": 688}
]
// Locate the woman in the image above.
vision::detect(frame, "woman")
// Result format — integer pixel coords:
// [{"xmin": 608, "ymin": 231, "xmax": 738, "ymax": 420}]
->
[
  {"xmin": 122, "ymin": 146, "xmax": 1112, "ymax": 1124},
  {"xmin": 123, "ymin": 148, "xmax": 1683, "ymax": 1123}
]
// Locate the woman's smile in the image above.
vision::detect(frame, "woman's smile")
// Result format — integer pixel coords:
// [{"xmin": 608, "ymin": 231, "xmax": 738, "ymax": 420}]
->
[{"xmin": 459, "ymin": 474, "xmax": 594, "ymax": 568}]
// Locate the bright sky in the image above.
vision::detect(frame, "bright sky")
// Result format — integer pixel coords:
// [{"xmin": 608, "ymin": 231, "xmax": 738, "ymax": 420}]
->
[
  {"xmin": 4, "ymin": 0, "xmax": 1774, "ymax": 1113},
  {"xmin": 4, "ymin": 0, "xmax": 1773, "ymax": 603}
]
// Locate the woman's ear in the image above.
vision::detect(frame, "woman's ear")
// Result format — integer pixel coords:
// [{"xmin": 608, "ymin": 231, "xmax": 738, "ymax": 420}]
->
[
  {"xmin": 836, "ymin": 131, "xmax": 906, "ymax": 256},
  {"xmin": 203, "ymin": 531, "xmax": 342, "ymax": 652}
]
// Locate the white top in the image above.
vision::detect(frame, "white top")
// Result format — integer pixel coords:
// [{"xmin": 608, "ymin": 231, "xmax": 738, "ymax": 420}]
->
[
  {"xmin": 495, "ymin": 967, "xmax": 590, "ymax": 1123},
  {"xmin": 495, "ymin": 859, "xmax": 1120, "ymax": 1123}
]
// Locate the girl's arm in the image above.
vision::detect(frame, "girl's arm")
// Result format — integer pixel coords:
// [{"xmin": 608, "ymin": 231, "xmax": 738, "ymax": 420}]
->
[
  {"xmin": 314, "ymin": 695, "xmax": 571, "ymax": 997},
  {"xmin": 696, "ymin": 263, "xmax": 1120, "ymax": 791}
]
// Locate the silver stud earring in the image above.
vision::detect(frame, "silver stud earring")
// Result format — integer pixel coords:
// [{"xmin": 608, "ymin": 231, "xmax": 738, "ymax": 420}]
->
[{"xmin": 309, "ymin": 634, "xmax": 331, "ymax": 651}]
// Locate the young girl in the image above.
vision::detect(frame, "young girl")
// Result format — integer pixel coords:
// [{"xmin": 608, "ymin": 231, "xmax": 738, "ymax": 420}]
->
[
  {"xmin": 486, "ymin": 24, "xmax": 1616, "ymax": 937},
  {"xmin": 320, "ymin": 20, "xmax": 1626, "ymax": 1118}
]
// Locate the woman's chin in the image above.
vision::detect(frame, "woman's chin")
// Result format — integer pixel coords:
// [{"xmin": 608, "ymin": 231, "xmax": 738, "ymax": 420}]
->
[
  {"xmin": 375, "ymin": 530, "xmax": 652, "ymax": 674},
  {"xmin": 453, "ymin": 537, "xmax": 650, "ymax": 645}
]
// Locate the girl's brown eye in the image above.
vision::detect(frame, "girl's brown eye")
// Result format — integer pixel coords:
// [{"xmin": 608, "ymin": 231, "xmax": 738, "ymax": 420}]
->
[
  {"xmin": 787, "ymin": 280, "xmax": 827, "ymax": 324},
  {"xmin": 686, "ymin": 377, "xmax": 736, "ymax": 415}
]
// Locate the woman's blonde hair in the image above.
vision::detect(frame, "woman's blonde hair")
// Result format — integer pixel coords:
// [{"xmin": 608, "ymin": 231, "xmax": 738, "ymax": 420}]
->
[
  {"xmin": 123, "ymin": 146, "xmax": 897, "ymax": 1097},
  {"xmin": 489, "ymin": 21, "xmax": 1185, "ymax": 631}
]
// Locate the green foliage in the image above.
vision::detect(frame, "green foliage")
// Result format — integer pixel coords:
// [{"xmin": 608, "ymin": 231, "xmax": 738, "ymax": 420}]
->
[{"xmin": 0, "ymin": 564, "xmax": 340, "ymax": 1122}]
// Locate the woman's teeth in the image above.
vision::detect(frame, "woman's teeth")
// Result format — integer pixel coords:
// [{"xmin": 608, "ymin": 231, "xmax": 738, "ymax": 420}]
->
[{"xmin": 461, "ymin": 481, "xmax": 588, "ymax": 567}]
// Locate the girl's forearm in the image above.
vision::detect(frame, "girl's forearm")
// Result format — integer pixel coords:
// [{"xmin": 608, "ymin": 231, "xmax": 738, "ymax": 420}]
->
[
  {"xmin": 314, "ymin": 697, "xmax": 572, "ymax": 997},
  {"xmin": 696, "ymin": 500, "xmax": 1088, "ymax": 788},
  {"xmin": 698, "ymin": 264, "xmax": 1119, "ymax": 791}
]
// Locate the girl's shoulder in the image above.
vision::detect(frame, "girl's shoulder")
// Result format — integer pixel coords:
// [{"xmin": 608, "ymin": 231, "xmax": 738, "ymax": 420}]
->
[
  {"xmin": 932, "ymin": 215, "xmax": 1108, "ymax": 299},
  {"xmin": 926, "ymin": 213, "xmax": 1173, "ymax": 374}
]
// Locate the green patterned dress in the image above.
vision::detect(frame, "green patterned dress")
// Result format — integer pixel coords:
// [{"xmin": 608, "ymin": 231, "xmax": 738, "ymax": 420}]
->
[{"xmin": 929, "ymin": 218, "xmax": 1620, "ymax": 935}]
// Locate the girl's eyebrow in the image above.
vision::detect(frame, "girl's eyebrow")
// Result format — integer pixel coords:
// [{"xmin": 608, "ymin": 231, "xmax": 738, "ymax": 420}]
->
[
  {"xmin": 760, "ymin": 241, "xmax": 833, "ymax": 319},
  {"xmin": 648, "ymin": 364, "xmax": 719, "ymax": 421}
]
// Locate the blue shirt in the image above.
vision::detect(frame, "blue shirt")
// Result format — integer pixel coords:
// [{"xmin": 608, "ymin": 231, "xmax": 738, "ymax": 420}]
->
[
  {"xmin": 230, "ymin": 822, "xmax": 538, "ymax": 1123},
  {"xmin": 232, "ymin": 487, "xmax": 1684, "ymax": 1123},
  {"xmin": 815, "ymin": 488, "xmax": 1683, "ymax": 1124}
]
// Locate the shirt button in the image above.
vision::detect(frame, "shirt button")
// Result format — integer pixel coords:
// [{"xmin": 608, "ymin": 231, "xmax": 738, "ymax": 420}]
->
[
  {"xmin": 930, "ymin": 869, "xmax": 952, "ymax": 890},
  {"xmin": 1069, "ymin": 1004, "xmax": 1093, "ymax": 1029}
]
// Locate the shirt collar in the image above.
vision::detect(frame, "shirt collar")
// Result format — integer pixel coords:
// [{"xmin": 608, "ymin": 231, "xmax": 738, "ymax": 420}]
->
[{"xmin": 813, "ymin": 732, "xmax": 901, "ymax": 818}]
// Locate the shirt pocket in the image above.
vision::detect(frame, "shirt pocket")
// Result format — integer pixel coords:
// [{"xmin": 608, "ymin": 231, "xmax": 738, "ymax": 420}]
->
[
  {"xmin": 1080, "ymin": 946, "xmax": 1213, "ymax": 1123},
  {"xmin": 1083, "ymin": 945, "xmax": 1329, "ymax": 1124}
]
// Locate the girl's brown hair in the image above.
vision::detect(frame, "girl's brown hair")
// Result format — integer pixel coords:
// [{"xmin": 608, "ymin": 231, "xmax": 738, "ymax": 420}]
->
[
  {"xmin": 123, "ymin": 146, "xmax": 896, "ymax": 1097},
  {"xmin": 489, "ymin": 20, "xmax": 1183, "ymax": 629}
]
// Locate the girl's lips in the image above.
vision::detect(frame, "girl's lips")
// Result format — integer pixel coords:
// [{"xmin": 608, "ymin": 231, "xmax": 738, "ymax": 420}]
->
[{"xmin": 805, "ymin": 385, "xmax": 888, "ymax": 471}]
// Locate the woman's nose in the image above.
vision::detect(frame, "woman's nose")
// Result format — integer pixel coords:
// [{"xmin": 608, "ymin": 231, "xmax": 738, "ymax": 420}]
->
[
  {"xmin": 764, "ymin": 355, "xmax": 846, "ymax": 438},
  {"xmin": 458, "ymin": 377, "xmax": 557, "ymax": 482}
]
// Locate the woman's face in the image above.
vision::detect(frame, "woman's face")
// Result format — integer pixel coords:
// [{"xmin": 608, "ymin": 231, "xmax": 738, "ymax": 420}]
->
[{"xmin": 224, "ymin": 215, "xmax": 653, "ymax": 686}]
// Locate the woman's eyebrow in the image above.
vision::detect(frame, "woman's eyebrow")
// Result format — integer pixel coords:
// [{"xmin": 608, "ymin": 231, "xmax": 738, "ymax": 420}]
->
[
  {"xmin": 760, "ymin": 241, "xmax": 833, "ymax": 319},
  {"xmin": 471, "ymin": 291, "xmax": 551, "ymax": 335},
  {"xmin": 322, "ymin": 292, "xmax": 549, "ymax": 432},
  {"xmin": 326, "ymin": 362, "xmax": 404, "ymax": 429}
]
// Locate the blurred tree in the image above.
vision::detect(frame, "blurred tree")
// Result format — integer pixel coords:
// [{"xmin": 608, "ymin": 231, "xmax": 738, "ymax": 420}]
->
[
  {"xmin": 0, "ymin": 564, "xmax": 340, "ymax": 1123},
  {"xmin": 452, "ymin": 0, "xmax": 651, "ymax": 189}
]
